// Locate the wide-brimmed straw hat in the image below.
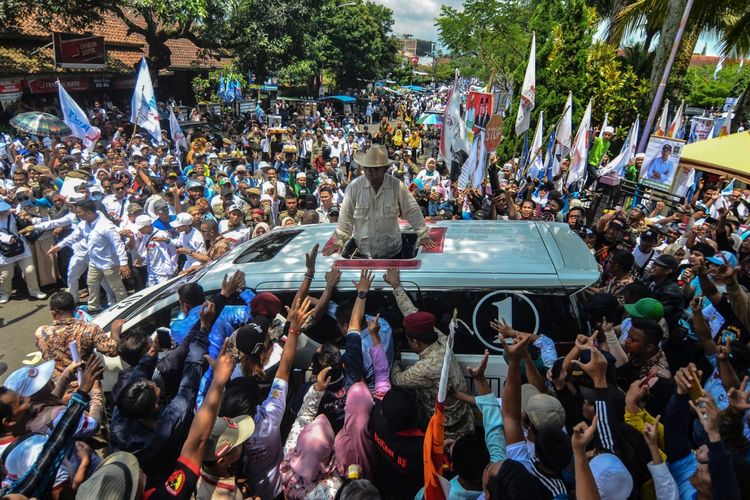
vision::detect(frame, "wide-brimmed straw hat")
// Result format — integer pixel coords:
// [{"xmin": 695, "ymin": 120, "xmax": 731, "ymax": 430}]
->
[{"xmin": 354, "ymin": 145, "xmax": 390, "ymax": 168}]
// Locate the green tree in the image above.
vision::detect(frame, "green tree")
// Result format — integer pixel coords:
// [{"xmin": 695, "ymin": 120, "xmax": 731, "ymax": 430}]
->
[{"xmin": 683, "ymin": 62, "xmax": 749, "ymax": 109}]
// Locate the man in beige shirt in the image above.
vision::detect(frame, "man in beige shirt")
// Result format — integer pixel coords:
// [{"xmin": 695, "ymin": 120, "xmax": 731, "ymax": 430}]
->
[{"xmin": 323, "ymin": 145, "xmax": 435, "ymax": 258}]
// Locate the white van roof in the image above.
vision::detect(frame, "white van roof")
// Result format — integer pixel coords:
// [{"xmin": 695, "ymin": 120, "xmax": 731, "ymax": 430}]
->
[{"xmin": 202, "ymin": 220, "xmax": 599, "ymax": 292}]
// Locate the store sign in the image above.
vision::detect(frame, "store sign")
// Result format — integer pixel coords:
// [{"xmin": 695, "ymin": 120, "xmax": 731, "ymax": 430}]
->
[
  {"xmin": 0, "ymin": 79, "xmax": 23, "ymax": 94},
  {"xmin": 27, "ymin": 77, "xmax": 89, "ymax": 94},
  {"xmin": 113, "ymin": 77, "xmax": 137, "ymax": 90},
  {"xmin": 91, "ymin": 77, "xmax": 113, "ymax": 89},
  {"xmin": 53, "ymin": 32, "xmax": 106, "ymax": 69}
]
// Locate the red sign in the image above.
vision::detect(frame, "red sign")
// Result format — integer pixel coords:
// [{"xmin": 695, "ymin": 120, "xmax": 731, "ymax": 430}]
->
[
  {"xmin": 53, "ymin": 32, "xmax": 106, "ymax": 69},
  {"xmin": 484, "ymin": 114, "xmax": 504, "ymax": 151},
  {"xmin": 0, "ymin": 79, "xmax": 22, "ymax": 94},
  {"xmin": 27, "ymin": 77, "xmax": 90, "ymax": 94}
]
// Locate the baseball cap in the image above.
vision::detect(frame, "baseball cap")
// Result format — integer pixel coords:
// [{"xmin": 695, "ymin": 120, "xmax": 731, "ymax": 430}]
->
[
  {"xmin": 186, "ymin": 179, "xmax": 203, "ymax": 190},
  {"xmin": 634, "ymin": 203, "xmax": 649, "ymax": 215},
  {"xmin": 589, "ymin": 453, "xmax": 633, "ymax": 500},
  {"xmin": 0, "ymin": 200, "xmax": 11, "ymax": 212},
  {"xmin": 204, "ymin": 415, "xmax": 256, "ymax": 462},
  {"xmin": 652, "ymin": 254, "xmax": 678, "ymax": 269},
  {"xmin": 248, "ymin": 187, "xmax": 261, "ymax": 196},
  {"xmin": 133, "ymin": 214, "xmax": 153, "ymax": 230},
  {"xmin": 170, "ymin": 212, "xmax": 194, "ymax": 228},
  {"xmin": 520, "ymin": 384, "xmax": 566, "ymax": 430},
  {"xmin": 3, "ymin": 360, "xmax": 55, "ymax": 397},
  {"xmin": 706, "ymin": 250, "xmax": 738, "ymax": 268},
  {"xmin": 226, "ymin": 204, "xmax": 243, "ymax": 215},
  {"xmin": 126, "ymin": 203, "xmax": 143, "ymax": 215},
  {"xmin": 235, "ymin": 318, "xmax": 270, "ymax": 356},
  {"xmin": 609, "ymin": 218, "xmax": 625, "ymax": 230},
  {"xmin": 153, "ymin": 199, "xmax": 169, "ymax": 212},
  {"xmin": 75, "ymin": 451, "xmax": 140, "ymax": 500},
  {"xmin": 235, "ymin": 165, "xmax": 247, "ymax": 173},
  {"xmin": 257, "ymin": 161, "xmax": 271, "ymax": 170},
  {"xmin": 640, "ymin": 228, "xmax": 658, "ymax": 241},
  {"xmin": 67, "ymin": 192, "xmax": 87, "ymax": 204},
  {"xmin": 623, "ymin": 298, "xmax": 664, "ymax": 320}
]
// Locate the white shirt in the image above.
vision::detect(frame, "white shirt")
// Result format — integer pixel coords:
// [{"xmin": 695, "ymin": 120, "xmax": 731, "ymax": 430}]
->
[
  {"xmin": 124, "ymin": 221, "xmax": 147, "ymax": 267},
  {"xmin": 145, "ymin": 228, "xmax": 177, "ymax": 277},
  {"xmin": 416, "ymin": 169, "xmax": 441, "ymax": 189},
  {"xmin": 102, "ymin": 194, "xmax": 130, "ymax": 222},
  {"xmin": 172, "ymin": 226, "xmax": 205, "ymax": 269},
  {"xmin": 335, "ymin": 173, "xmax": 429, "ymax": 258},
  {"xmin": 261, "ymin": 180, "xmax": 286, "ymax": 198},
  {"xmin": 0, "ymin": 213, "xmax": 31, "ymax": 265},
  {"xmin": 58, "ymin": 213, "xmax": 128, "ymax": 269}
]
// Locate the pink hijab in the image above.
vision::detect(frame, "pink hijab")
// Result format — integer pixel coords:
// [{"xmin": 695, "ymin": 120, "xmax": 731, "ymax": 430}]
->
[
  {"xmin": 281, "ymin": 414, "xmax": 337, "ymax": 498},
  {"xmin": 334, "ymin": 382, "xmax": 376, "ymax": 479}
]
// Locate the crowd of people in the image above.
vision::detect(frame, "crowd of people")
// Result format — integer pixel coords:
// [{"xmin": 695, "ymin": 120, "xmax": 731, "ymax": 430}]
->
[{"xmin": 1, "ymin": 87, "xmax": 750, "ymax": 499}]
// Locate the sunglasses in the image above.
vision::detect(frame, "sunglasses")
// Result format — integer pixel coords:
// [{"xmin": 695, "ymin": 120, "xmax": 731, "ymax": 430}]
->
[{"xmin": 16, "ymin": 196, "xmax": 30, "ymax": 202}]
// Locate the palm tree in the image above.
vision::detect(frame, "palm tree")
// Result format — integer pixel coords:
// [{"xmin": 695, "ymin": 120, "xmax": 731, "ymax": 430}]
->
[
  {"xmin": 721, "ymin": 10, "xmax": 750, "ymax": 129},
  {"xmin": 608, "ymin": 0, "xmax": 747, "ymax": 103}
]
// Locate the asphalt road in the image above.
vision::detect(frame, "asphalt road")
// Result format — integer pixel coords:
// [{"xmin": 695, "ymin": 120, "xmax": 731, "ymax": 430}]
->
[{"xmin": 0, "ymin": 296, "xmax": 53, "ymax": 383}]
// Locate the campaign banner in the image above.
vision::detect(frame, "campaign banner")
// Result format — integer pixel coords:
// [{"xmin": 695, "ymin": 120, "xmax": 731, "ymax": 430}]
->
[
  {"xmin": 639, "ymin": 135, "xmax": 685, "ymax": 193},
  {"xmin": 53, "ymin": 32, "xmax": 106, "ymax": 69},
  {"xmin": 465, "ymin": 91, "xmax": 494, "ymax": 137},
  {"xmin": 690, "ymin": 116, "xmax": 714, "ymax": 142}
]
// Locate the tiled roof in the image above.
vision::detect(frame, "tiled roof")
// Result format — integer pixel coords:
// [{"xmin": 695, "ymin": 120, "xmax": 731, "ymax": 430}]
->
[
  {"xmin": 1, "ymin": 10, "xmax": 229, "ymax": 72},
  {"xmin": 690, "ymin": 54, "xmax": 748, "ymax": 67},
  {"xmin": 0, "ymin": 43, "xmax": 141, "ymax": 75}
]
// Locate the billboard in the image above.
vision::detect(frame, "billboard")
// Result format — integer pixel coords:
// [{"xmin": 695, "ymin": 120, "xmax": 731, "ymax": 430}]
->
[
  {"xmin": 53, "ymin": 32, "xmax": 106, "ymax": 69},
  {"xmin": 639, "ymin": 135, "xmax": 685, "ymax": 193}
]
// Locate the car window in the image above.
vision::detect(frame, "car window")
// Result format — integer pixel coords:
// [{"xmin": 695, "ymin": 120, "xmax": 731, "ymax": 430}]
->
[{"xmin": 234, "ymin": 229, "xmax": 302, "ymax": 263}]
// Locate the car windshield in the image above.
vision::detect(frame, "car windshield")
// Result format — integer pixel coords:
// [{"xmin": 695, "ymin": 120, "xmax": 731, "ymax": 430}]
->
[{"xmin": 234, "ymin": 229, "xmax": 302, "ymax": 263}]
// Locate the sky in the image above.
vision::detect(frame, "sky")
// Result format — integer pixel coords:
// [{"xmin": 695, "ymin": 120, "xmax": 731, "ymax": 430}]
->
[{"xmin": 374, "ymin": 0, "xmax": 723, "ymax": 56}]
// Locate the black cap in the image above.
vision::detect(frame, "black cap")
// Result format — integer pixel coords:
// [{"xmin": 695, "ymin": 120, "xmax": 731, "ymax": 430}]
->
[
  {"xmin": 609, "ymin": 218, "xmax": 626, "ymax": 230},
  {"xmin": 641, "ymin": 229, "xmax": 658, "ymax": 241},
  {"xmin": 653, "ymin": 254, "xmax": 678, "ymax": 269},
  {"xmin": 235, "ymin": 317, "xmax": 270, "ymax": 357}
]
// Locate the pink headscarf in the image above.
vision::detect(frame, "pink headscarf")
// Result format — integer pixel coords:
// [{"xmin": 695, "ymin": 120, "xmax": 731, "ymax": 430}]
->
[
  {"xmin": 281, "ymin": 414, "xmax": 337, "ymax": 499},
  {"xmin": 334, "ymin": 382, "xmax": 376, "ymax": 479}
]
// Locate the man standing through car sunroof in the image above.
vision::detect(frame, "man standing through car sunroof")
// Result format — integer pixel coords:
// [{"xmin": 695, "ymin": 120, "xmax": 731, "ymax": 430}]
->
[{"xmin": 323, "ymin": 145, "xmax": 435, "ymax": 259}]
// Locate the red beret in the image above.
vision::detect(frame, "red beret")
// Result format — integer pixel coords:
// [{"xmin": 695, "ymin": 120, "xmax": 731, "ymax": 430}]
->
[
  {"xmin": 250, "ymin": 292, "xmax": 282, "ymax": 318},
  {"xmin": 403, "ymin": 311, "xmax": 436, "ymax": 338},
  {"xmin": 251, "ymin": 208, "xmax": 264, "ymax": 216}
]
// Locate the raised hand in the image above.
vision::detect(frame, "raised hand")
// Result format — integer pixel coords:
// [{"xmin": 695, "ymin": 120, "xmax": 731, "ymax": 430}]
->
[
  {"xmin": 498, "ymin": 332, "xmax": 531, "ymax": 362},
  {"xmin": 571, "ymin": 345, "xmax": 608, "ymax": 384},
  {"xmin": 199, "ymin": 301, "xmax": 217, "ymax": 331},
  {"xmin": 383, "ymin": 268, "xmax": 401, "ymax": 288},
  {"xmin": 490, "ymin": 318, "xmax": 515, "ymax": 338},
  {"xmin": 367, "ymin": 313, "xmax": 381, "ymax": 341},
  {"xmin": 212, "ymin": 338, "xmax": 236, "ymax": 384},
  {"xmin": 642, "ymin": 415, "xmax": 661, "ymax": 449},
  {"xmin": 727, "ymin": 376, "xmax": 750, "ymax": 412},
  {"xmin": 689, "ymin": 393, "xmax": 721, "ymax": 439},
  {"xmin": 325, "ymin": 268, "xmax": 341, "ymax": 288},
  {"xmin": 79, "ymin": 355, "xmax": 103, "ymax": 393},
  {"xmin": 353, "ymin": 269, "xmax": 375, "ymax": 293},
  {"xmin": 285, "ymin": 296, "xmax": 314, "ymax": 329},
  {"xmin": 314, "ymin": 366, "xmax": 332, "ymax": 392},
  {"xmin": 571, "ymin": 415, "xmax": 598, "ymax": 453},
  {"xmin": 220, "ymin": 270, "xmax": 246, "ymax": 297},
  {"xmin": 467, "ymin": 349, "xmax": 489, "ymax": 380},
  {"xmin": 305, "ymin": 243, "xmax": 319, "ymax": 275}
]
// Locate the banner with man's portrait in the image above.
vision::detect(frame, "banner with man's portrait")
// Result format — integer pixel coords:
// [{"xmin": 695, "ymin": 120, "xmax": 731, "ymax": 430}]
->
[{"xmin": 639, "ymin": 135, "xmax": 685, "ymax": 192}]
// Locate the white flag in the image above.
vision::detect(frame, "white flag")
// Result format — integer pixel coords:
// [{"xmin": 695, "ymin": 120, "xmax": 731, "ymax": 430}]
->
[
  {"xmin": 598, "ymin": 113, "xmax": 609, "ymax": 139},
  {"xmin": 441, "ymin": 70, "xmax": 469, "ymax": 176},
  {"xmin": 57, "ymin": 82, "xmax": 100, "ymax": 151},
  {"xmin": 667, "ymin": 100, "xmax": 684, "ymax": 138},
  {"xmin": 527, "ymin": 111, "xmax": 545, "ymax": 179},
  {"xmin": 566, "ymin": 98, "xmax": 592, "ymax": 188},
  {"xmin": 600, "ymin": 116, "xmax": 639, "ymax": 177},
  {"xmin": 655, "ymin": 98, "xmax": 669, "ymax": 136},
  {"xmin": 515, "ymin": 33, "xmax": 536, "ymax": 136},
  {"xmin": 168, "ymin": 108, "xmax": 187, "ymax": 152},
  {"xmin": 130, "ymin": 58, "xmax": 162, "ymax": 142},
  {"xmin": 556, "ymin": 92, "xmax": 573, "ymax": 151}
]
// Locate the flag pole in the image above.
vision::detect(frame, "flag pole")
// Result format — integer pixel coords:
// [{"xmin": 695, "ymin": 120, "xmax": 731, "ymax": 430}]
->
[
  {"xmin": 127, "ymin": 85, "xmax": 145, "ymax": 152},
  {"xmin": 637, "ymin": 0, "xmax": 694, "ymax": 152}
]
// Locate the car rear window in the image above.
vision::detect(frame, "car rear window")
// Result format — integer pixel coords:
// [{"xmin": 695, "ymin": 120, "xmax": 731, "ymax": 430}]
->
[{"xmin": 234, "ymin": 229, "xmax": 302, "ymax": 264}]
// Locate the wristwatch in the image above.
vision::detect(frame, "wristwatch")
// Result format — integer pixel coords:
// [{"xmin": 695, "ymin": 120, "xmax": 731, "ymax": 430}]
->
[{"xmin": 357, "ymin": 290, "xmax": 367, "ymax": 299}]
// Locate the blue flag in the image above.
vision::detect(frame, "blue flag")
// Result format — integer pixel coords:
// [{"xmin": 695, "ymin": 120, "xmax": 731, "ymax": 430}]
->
[
  {"xmin": 218, "ymin": 75, "xmax": 226, "ymax": 101},
  {"xmin": 225, "ymin": 79, "xmax": 235, "ymax": 103},
  {"xmin": 234, "ymin": 79, "xmax": 242, "ymax": 101},
  {"xmin": 543, "ymin": 127, "xmax": 556, "ymax": 180}
]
